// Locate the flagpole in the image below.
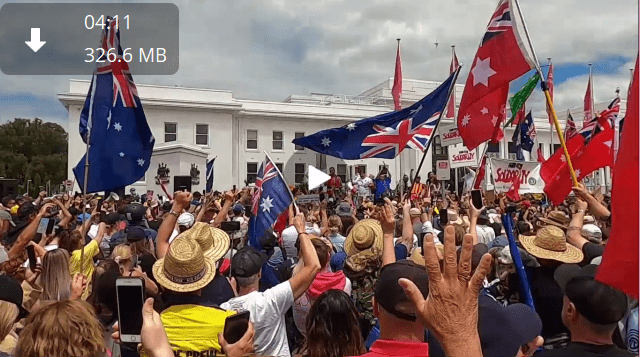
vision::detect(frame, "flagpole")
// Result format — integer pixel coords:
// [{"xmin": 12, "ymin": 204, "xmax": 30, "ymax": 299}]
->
[
  {"xmin": 263, "ymin": 150, "xmax": 298, "ymax": 213},
  {"xmin": 548, "ymin": 58, "xmax": 554, "ymax": 153},
  {"xmin": 396, "ymin": 39, "xmax": 404, "ymax": 190},
  {"xmin": 80, "ymin": 73, "xmax": 97, "ymax": 273},
  {"xmin": 513, "ymin": 0, "xmax": 579, "ymax": 187},
  {"xmin": 409, "ymin": 65, "xmax": 463, "ymax": 198}
]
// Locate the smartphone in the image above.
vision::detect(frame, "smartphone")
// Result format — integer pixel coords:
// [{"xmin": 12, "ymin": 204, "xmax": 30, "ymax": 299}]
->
[
  {"xmin": 439, "ymin": 208, "xmax": 448, "ymax": 226},
  {"xmin": 115, "ymin": 278, "xmax": 145, "ymax": 343},
  {"xmin": 97, "ymin": 198, "xmax": 104, "ymax": 211},
  {"xmin": 36, "ymin": 218, "xmax": 49, "ymax": 234},
  {"xmin": 26, "ymin": 245, "xmax": 37, "ymax": 272},
  {"xmin": 100, "ymin": 211, "xmax": 107, "ymax": 223},
  {"xmin": 232, "ymin": 185, "xmax": 237, "ymax": 192},
  {"xmin": 471, "ymin": 189, "xmax": 483, "ymax": 210},
  {"xmin": 223, "ymin": 310, "xmax": 250, "ymax": 344},
  {"xmin": 220, "ymin": 221, "xmax": 240, "ymax": 232},
  {"xmin": 45, "ymin": 218, "xmax": 56, "ymax": 235}
]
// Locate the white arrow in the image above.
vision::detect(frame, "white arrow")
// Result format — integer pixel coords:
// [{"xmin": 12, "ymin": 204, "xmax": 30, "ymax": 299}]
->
[
  {"xmin": 308, "ymin": 165, "xmax": 331, "ymax": 190},
  {"xmin": 25, "ymin": 28, "xmax": 46, "ymax": 52}
]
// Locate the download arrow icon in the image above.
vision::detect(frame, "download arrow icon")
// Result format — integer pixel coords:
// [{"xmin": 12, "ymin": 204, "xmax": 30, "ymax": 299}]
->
[{"xmin": 25, "ymin": 28, "xmax": 46, "ymax": 52}]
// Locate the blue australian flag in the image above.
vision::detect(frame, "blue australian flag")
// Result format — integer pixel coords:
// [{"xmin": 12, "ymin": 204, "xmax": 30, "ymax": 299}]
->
[
  {"xmin": 513, "ymin": 111, "xmax": 536, "ymax": 161},
  {"xmin": 73, "ymin": 17, "xmax": 154, "ymax": 193},
  {"xmin": 247, "ymin": 156, "xmax": 293, "ymax": 249},
  {"xmin": 206, "ymin": 157, "xmax": 215, "ymax": 193},
  {"xmin": 292, "ymin": 69, "xmax": 459, "ymax": 159}
]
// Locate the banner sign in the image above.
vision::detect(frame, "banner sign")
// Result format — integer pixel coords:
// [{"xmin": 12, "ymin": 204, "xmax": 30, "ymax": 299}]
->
[
  {"xmin": 438, "ymin": 123, "xmax": 463, "ymax": 146},
  {"xmin": 436, "ymin": 160, "xmax": 450, "ymax": 181},
  {"xmin": 448, "ymin": 144, "xmax": 478, "ymax": 169},
  {"xmin": 489, "ymin": 158, "xmax": 544, "ymax": 194},
  {"xmin": 296, "ymin": 194, "xmax": 320, "ymax": 204}
]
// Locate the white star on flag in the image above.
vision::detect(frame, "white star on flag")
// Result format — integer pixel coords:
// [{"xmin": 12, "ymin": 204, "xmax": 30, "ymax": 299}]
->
[
  {"xmin": 462, "ymin": 114, "xmax": 471, "ymax": 127},
  {"xmin": 260, "ymin": 196, "xmax": 274, "ymax": 213},
  {"xmin": 149, "ymin": 135, "xmax": 154, "ymax": 143},
  {"xmin": 471, "ymin": 57, "xmax": 496, "ymax": 87},
  {"xmin": 604, "ymin": 140, "xmax": 613, "ymax": 148},
  {"xmin": 409, "ymin": 104, "xmax": 423, "ymax": 115},
  {"xmin": 574, "ymin": 169, "xmax": 581, "ymax": 177},
  {"xmin": 119, "ymin": 152, "xmax": 125, "ymax": 157},
  {"xmin": 346, "ymin": 123, "xmax": 356, "ymax": 131},
  {"xmin": 321, "ymin": 137, "xmax": 331, "ymax": 147},
  {"xmin": 491, "ymin": 116, "xmax": 498, "ymax": 125},
  {"xmin": 560, "ymin": 155, "xmax": 566, "ymax": 162},
  {"xmin": 481, "ymin": 107, "xmax": 489, "ymax": 115},
  {"xmin": 114, "ymin": 122, "xmax": 122, "ymax": 131},
  {"xmin": 137, "ymin": 158, "xmax": 145, "ymax": 167}
]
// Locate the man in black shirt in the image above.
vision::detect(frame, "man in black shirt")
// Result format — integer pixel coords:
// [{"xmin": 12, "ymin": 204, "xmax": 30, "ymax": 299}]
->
[{"xmin": 535, "ymin": 264, "xmax": 632, "ymax": 356}]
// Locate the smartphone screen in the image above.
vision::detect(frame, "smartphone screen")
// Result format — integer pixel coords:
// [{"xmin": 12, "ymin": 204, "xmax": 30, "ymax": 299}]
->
[
  {"xmin": 471, "ymin": 189, "xmax": 483, "ymax": 210},
  {"xmin": 100, "ymin": 211, "xmax": 107, "ymax": 223},
  {"xmin": 26, "ymin": 245, "xmax": 37, "ymax": 271},
  {"xmin": 116, "ymin": 279, "xmax": 145, "ymax": 342},
  {"xmin": 36, "ymin": 218, "xmax": 49, "ymax": 234},
  {"xmin": 223, "ymin": 311, "xmax": 250, "ymax": 344},
  {"xmin": 45, "ymin": 218, "xmax": 56, "ymax": 235},
  {"xmin": 439, "ymin": 208, "xmax": 448, "ymax": 226}
]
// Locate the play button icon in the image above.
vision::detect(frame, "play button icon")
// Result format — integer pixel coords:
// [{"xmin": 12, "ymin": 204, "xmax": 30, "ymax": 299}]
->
[{"xmin": 308, "ymin": 166, "xmax": 331, "ymax": 190}]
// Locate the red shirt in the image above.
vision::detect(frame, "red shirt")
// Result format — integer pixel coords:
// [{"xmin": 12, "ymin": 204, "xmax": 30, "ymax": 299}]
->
[{"xmin": 352, "ymin": 340, "xmax": 430, "ymax": 357}]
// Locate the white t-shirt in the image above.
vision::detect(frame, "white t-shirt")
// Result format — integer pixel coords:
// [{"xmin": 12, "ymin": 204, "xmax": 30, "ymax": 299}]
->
[
  {"xmin": 476, "ymin": 225, "xmax": 496, "ymax": 245},
  {"xmin": 281, "ymin": 224, "xmax": 320, "ymax": 260},
  {"xmin": 168, "ymin": 229, "xmax": 179, "ymax": 244},
  {"xmin": 353, "ymin": 176, "xmax": 373, "ymax": 197},
  {"xmin": 221, "ymin": 281, "xmax": 294, "ymax": 357}
]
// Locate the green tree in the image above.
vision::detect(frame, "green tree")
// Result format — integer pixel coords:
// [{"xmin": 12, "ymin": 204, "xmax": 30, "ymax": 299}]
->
[{"xmin": 0, "ymin": 118, "xmax": 68, "ymax": 197}]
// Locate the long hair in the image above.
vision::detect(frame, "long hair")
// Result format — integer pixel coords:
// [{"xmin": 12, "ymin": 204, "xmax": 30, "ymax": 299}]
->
[
  {"xmin": 0, "ymin": 300, "xmax": 18, "ymax": 342},
  {"xmin": 14, "ymin": 299, "xmax": 106, "ymax": 357},
  {"xmin": 40, "ymin": 249, "xmax": 72, "ymax": 301},
  {"xmin": 303, "ymin": 289, "xmax": 365, "ymax": 357}
]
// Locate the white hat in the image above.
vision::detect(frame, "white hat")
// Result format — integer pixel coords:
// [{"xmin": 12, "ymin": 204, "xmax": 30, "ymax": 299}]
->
[
  {"xmin": 177, "ymin": 213, "xmax": 195, "ymax": 228},
  {"xmin": 581, "ymin": 224, "xmax": 602, "ymax": 244}
]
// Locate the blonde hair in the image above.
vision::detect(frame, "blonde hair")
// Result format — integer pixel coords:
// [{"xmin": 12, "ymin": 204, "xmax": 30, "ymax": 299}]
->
[
  {"xmin": 40, "ymin": 249, "xmax": 72, "ymax": 302},
  {"xmin": 110, "ymin": 244, "xmax": 133, "ymax": 262},
  {"xmin": 14, "ymin": 300, "xmax": 105, "ymax": 357},
  {"xmin": 0, "ymin": 300, "xmax": 18, "ymax": 342},
  {"xmin": 328, "ymin": 215, "xmax": 342, "ymax": 234}
]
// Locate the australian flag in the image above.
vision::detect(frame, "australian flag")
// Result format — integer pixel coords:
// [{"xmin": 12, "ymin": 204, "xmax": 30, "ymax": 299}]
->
[
  {"xmin": 73, "ymin": 17, "xmax": 154, "ymax": 193},
  {"xmin": 247, "ymin": 156, "xmax": 293, "ymax": 248},
  {"xmin": 206, "ymin": 157, "xmax": 215, "ymax": 192},
  {"xmin": 513, "ymin": 111, "xmax": 536, "ymax": 161},
  {"xmin": 292, "ymin": 69, "xmax": 459, "ymax": 159}
]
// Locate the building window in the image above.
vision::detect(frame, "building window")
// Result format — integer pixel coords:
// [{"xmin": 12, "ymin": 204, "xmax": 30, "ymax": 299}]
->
[
  {"xmin": 508, "ymin": 141, "xmax": 518, "ymax": 160},
  {"xmin": 247, "ymin": 163, "xmax": 258, "ymax": 184},
  {"xmin": 336, "ymin": 164, "xmax": 347, "ymax": 182},
  {"xmin": 247, "ymin": 130, "xmax": 258, "ymax": 150},
  {"xmin": 553, "ymin": 144, "xmax": 561, "ymax": 154},
  {"xmin": 164, "ymin": 122, "xmax": 177, "ymax": 142},
  {"xmin": 294, "ymin": 132, "xmax": 305, "ymax": 151},
  {"xmin": 195, "ymin": 124, "xmax": 208, "ymax": 145},
  {"xmin": 273, "ymin": 131, "xmax": 284, "ymax": 151},
  {"xmin": 486, "ymin": 141, "xmax": 500, "ymax": 159},
  {"xmin": 433, "ymin": 136, "xmax": 444, "ymax": 155},
  {"xmin": 355, "ymin": 165, "xmax": 367, "ymax": 177},
  {"xmin": 295, "ymin": 163, "xmax": 306, "ymax": 184},
  {"xmin": 275, "ymin": 163, "xmax": 284, "ymax": 173}
]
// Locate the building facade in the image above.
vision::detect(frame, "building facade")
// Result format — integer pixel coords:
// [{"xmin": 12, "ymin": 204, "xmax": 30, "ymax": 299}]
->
[{"xmin": 58, "ymin": 78, "xmax": 624, "ymax": 193}]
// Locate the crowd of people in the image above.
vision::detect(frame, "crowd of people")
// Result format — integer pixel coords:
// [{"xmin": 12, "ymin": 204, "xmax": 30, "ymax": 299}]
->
[{"xmin": 0, "ymin": 170, "xmax": 636, "ymax": 357}]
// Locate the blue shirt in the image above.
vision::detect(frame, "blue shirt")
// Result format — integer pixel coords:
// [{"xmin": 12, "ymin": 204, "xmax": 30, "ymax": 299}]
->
[{"xmin": 328, "ymin": 233, "xmax": 346, "ymax": 253}]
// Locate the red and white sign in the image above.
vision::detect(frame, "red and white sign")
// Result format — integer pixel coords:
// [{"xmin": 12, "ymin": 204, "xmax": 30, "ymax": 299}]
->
[
  {"xmin": 436, "ymin": 160, "xmax": 450, "ymax": 181},
  {"xmin": 490, "ymin": 158, "xmax": 544, "ymax": 194},
  {"xmin": 448, "ymin": 144, "xmax": 478, "ymax": 169},
  {"xmin": 438, "ymin": 123, "xmax": 463, "ymax": 146}
]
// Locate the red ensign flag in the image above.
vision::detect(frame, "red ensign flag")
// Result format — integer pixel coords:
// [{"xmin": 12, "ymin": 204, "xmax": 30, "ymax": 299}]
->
[{"xmin": 392, "ymin": 41, "xmax": 402, "ymax": 111}]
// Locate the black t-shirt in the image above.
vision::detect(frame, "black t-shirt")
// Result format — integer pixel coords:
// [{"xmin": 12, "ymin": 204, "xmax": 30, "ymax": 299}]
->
[
  {"xmin": 582, "ymin": 242, "xmax": 605, "ymax": 265},
  {"xmin": 201, "ymin": 274, "xmax": 235, "ymax": 306},
  {"xmin": 535, "ymin": 342, "xmax": 634, "ymax": 356},
  {"xmin": 530, "ymin": 266, "xmax": 570, "ymax": 339},
  {"xmin": 138, "ymin": 253, "xmax": 157, "ymax": 284}
]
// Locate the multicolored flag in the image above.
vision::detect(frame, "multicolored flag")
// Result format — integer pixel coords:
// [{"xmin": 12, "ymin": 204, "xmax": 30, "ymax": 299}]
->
[
  {"xmin": 392, "ymin": 41, "xmax": 402, "ymax": 111},
  {"xmin": 507, "ymin": 73, "xmax": 540, "ymax": 126},
  {"xmin": 564, "ymin": 109, "xmax": 578, "ymax": 141},
  {"xmin": 583, "ymin": 71, "xmax": 595, "ymax": 127},
  {"xmin": 457, "ymin": 0, "xmax": 536, "ymax": 151}
]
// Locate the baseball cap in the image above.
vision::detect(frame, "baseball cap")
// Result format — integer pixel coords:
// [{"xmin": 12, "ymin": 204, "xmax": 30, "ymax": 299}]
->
[
  {"xmin": 232, "ymin": 204, "xmax": 244, "ymax": 214},
  {"xmin": 554, "ymin": 264, "xmax": 628, "ymax": 325},
  {"xmin": 104, "ymin": 212, "xmax": 121, "ymax": 226},
  {"xmin": 336, "ymin": 202, "xmax": 352, "ymax": 217},
  {"xmin": 0, "ymin": 275, "xmax": 28, "ymax": 318},
  {"xmin": 230, "ymin": 246, "xmax": 268, "ymax": 278},
  {"xmin": 374, "ymin": 260, "xmax": 429, "ymax": 321},
  {"xmin": 127, "ymin": 226, "xmax": 147, "ymax": 243},
  {"xmin": 124, "ymin": 203, "xmax": 146, "ymax": 222},
  {"xmin": 177, "ymin": 213, "xmax": 195, "ymax": 228},
  {"xmin": 0, "ymin": 210, "xmax": 15, "ymax": 227}
]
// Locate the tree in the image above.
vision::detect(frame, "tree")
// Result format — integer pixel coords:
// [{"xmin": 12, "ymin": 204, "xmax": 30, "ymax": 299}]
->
[{"xmin": 0, "ymin": 118, "xmax": 68, "ymax": 197}]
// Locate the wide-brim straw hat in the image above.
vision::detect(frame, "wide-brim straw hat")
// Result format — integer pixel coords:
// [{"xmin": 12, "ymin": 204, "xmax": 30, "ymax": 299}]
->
[
  {"xmin": 539, "ymin": 211, "xmax": 570, "ymax": 230},
  {"xmin": 179, "ymin": 222, "xmax": 229, "ymax": 262},
  {"xmin": 152, "ymin": 235, "xmax": 216, "ymax": 292},
  {"xmin": 344, "ymin": 219, "xmax": 384, "ymax": 256},
  {"xmin": 520, "ymin": 226, "xmax": 583, "ymax": 264}
]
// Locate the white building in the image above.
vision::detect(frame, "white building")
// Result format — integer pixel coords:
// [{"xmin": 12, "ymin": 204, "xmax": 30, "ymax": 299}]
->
[{"xmin": 58, "ymin": 78, "xmax": 624, "ymax": 194}]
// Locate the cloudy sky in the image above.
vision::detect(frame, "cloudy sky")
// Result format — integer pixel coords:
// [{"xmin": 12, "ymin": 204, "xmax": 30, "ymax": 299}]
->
[{"xmin": 0, "ymin": 0, "xmax": 637, "ymax": 127}]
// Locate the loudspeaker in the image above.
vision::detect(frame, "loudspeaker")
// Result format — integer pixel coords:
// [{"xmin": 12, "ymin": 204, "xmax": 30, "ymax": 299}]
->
[
  {"xmin": 0, "ymin": 179, "xmax": 18, "ymax": 198},
  {"xmin": 174, "ymin": 176, "xmax": 192, "ymax": 193}
]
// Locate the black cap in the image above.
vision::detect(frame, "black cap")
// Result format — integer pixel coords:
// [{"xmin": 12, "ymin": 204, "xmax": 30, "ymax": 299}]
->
[
  {"xmin": 554, "ymin": 264, "xmax": 628, "ymax": 325},
  {"xmin": 457, "ymin": 243, "xmax": 488, "ymax": 273},
  {"xmin": 124, "ymin": 203, "xmax": 146, "ymax": 222},
  {"xmin": 230, "ymin": 246, "xmax": 268, "ymax": 278},
  {"xmin": 0, "ymin": 275, "xmax": 28, "ymax": 318},
  {"xmin": 104, "ymin": 212, "xmax": 122, "ymax": 225},
  {"xmin": 127, "ymin": 226, "xmax": 147, "ymax": 243},
  {"xmin": 374, "ymin": 260, "xmax": 429, "ymax": 321}
]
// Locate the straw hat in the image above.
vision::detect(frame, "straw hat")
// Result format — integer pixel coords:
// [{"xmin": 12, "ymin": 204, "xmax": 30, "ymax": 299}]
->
[
  {"xmin": 519, "ymin": 226, "xmax": 583, "ymax": 264},
  {"xmin": 539, "ymin": 211, "xmax": 570, "ymax": 230},
  {"xmin": 448, "ymin": 210, "xmax": 464, "ymax": 225},
  {"xmin": 344, "ymin": 219, "xmax": 384, "ymax": 256},
  {"xmin": 178, "ymin": 222, "xmax": 229, "ymax": 262},
  {"xmin": 152, "ymin": 235, "xmax": 216, "ymax": 292}
]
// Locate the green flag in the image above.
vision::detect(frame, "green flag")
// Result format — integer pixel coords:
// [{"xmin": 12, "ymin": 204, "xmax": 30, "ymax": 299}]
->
[{"xmin": 506, "ymin": 73, "xmax": 540, "ymax": 126}]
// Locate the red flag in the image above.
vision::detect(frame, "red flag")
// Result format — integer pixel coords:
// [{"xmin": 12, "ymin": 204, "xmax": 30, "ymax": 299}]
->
[
  {"xmin": 392, "ymin": 41, "xmax": 402, "ymax": 111},
  {"xmin": 564, "ymin": 109, "xmax": 578, "ymax": 141},
  {"xmin": 514, "ymin": 104, "xmax": 526, "ymax": 126},
  {"xmin": 446, "ymin": 48, "xmax": 460, "ymax": 118},
  {"xmin": 506, "ymin": 177, "xmax": 521, "ymax": 201},
  {"xmin": 584, "ymin": 73, "xmax": 594, "ymax": 123},
  {"xmin": 536, "ymin": 146, "xmax": 546, "ymax": 164},
  {"xmin": 546, "ymin": 60, "xmax": 554, "ymax": 123},
  {"xmin": 541, "ymin": 127, "xmax": 614, "ymax": 205},
  {"xmin": 457, "ymin": 0, "xmax": 535, "ymax": 151},
  {"xmin": 596, "ymin": 56, "xmax": 639, "ymax": 299},
  {"xmin": 473, "ymin": 155, "xmax": 487, "ymax": 189}
]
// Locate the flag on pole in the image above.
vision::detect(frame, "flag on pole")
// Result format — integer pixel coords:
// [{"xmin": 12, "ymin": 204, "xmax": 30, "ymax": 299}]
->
[
  {"xmin": 457, "ymin": 0, "xmax": 536, "ymax": 151},
  {"xmin": 545, "ymin": 60, "xmax": 555, "ymax": 123},
  {"xmin": 536, "ymin": 146, "xmax": 546, "ymax": 164},
  {"xmin": 446, "ymin": 47, "xmax": 460, "ymax": 118},
  {"xmin": 507, "ymin": 73, "xmax": 540, "ymax": 126},
  {"xmin": 596, "ymin": 55, "xmax": 639, "ymax": 299},
  {"xmin": 248, "ymin": 155, "xmax": 294, "ymax": 248},
  {"xmin": 74, "ymin": 17, "xmax": 154, "ymax": 193},
  {"xmin": 564, "ymin": 109, "xmax": 578, "ymax": 141},
  {"xmin": 206, "ymin": 158, "xmax": 215, "ymax": 192},
  {"xmin": 392, "ymin": 40, "xmax": 402, "ymax": 111},
  {"xmin": 506, "ymin": 176, "xmax": 521, "ymax": 201},
  {"xmin": 514, "ymin": 104, "xmax": 526, "ymax": 126},
  {"xmin": 583, "ymin": 71, "xmax": 595, "ymax": 126},
  {"xmin": 292, "ymin": 70, "xmax": 458, "ymax": 159},
  {"xmin": 473, "ymin": 155, "xmax": 488, "ymax": 189}
]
